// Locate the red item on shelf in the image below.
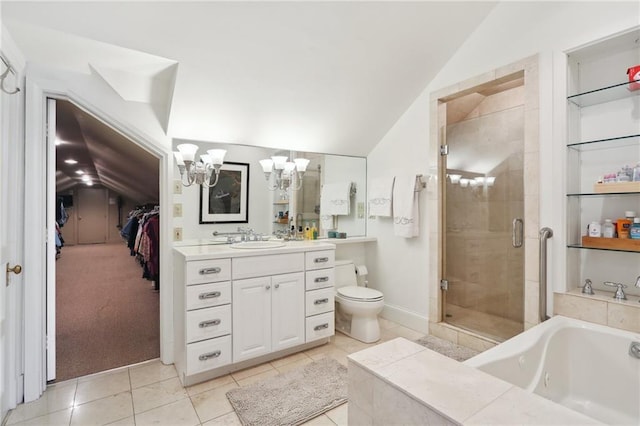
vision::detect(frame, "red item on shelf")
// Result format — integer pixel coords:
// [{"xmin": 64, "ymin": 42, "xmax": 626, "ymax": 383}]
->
[{"xmin": 628, "ymin": 65, "xmax": 640, "ymax": 91}]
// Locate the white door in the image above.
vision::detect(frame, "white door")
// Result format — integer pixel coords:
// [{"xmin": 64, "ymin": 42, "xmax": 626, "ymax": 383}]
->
[
  {"xmin": 1, "ymin": 66, "xmax": 26, "ymax": 416},
  {"xmin": 232, "ymin": 276, "xmax": 271, "ymax": 362},
  {"xmin": 271, "ymin": 272, "xmax": 305, "ymax": 352}
]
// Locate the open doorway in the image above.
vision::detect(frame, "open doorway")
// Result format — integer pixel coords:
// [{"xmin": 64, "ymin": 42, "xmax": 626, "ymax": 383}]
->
[{"xmin": 53, "ymin": 99, "xmax": 161, "ymax": 381}]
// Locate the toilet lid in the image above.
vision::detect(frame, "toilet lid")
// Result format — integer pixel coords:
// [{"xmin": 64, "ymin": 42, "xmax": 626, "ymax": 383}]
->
[{"xmin": 337, "ymin": 286, "xmax": 383, "ymax": 301}]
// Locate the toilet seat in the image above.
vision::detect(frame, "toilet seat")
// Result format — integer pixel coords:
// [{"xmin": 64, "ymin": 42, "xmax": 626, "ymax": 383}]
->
[{"xmin": 337, "ymin": 286, "xmax": 383, "ymax": 302}]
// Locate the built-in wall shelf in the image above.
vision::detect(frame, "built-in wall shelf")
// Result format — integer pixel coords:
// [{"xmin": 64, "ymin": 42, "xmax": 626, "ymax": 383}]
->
[
  {"xmin": 566, "ymin": 191, "xmax": 640, "ymax": 197},
  {"xmin": 567, "ymin": 80, "xmax": 640, "ymax": 107},
  {"xmin": 567, "ymin": 133, "xmax": 640, "ymax": 150}
]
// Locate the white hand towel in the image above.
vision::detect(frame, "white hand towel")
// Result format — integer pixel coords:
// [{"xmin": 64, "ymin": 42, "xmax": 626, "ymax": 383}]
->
[
  {"xmin": 393, "ymin": 175, "xmax": 419, "ymax": 238},
  {"xmin": 368, "ymin": 176, "xmax": 395, "ymax": 217},
  {"xmin": 321, "ymin": 182, "xmax": 351, "ymax": 216}
]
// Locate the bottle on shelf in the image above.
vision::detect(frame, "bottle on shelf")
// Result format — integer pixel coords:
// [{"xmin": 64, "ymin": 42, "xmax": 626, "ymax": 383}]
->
[
  {"xmin": 631, "ymin": 218, "xmax": 640, "ymax": 240},
  {"xmin": 603, "ymin": 219, "xmax": 615, "ymax": 238},
  {"xmin": 617, "ymin": 211, "xmax": 636, "ymax": 239}
]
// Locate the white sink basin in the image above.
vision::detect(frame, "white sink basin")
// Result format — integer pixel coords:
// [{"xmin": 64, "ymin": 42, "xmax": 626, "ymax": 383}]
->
[{"xmin": 230, "ymin": 241, "xmax": 286, "ymax": 249}]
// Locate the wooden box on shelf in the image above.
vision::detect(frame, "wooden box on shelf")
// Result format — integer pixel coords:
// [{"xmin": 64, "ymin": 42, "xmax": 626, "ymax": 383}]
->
[
  {"xmin": 581, "ymin": 236, "xmax": 640, "ymax": 252},
  {"xmin": 593, "ymin": 182, "xmax": 640, "ymax": 193}
]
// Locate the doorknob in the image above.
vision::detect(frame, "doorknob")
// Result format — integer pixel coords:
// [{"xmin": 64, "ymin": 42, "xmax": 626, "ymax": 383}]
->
[{"xmin": 6, "ymin": 263, "xmax": 22, "ymax": 286}]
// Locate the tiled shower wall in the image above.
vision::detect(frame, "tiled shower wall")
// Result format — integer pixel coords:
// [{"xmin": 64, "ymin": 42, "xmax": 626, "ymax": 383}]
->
[{"xmin": 445, "ymin": 88, "xmax": 525, "ymax": 323}]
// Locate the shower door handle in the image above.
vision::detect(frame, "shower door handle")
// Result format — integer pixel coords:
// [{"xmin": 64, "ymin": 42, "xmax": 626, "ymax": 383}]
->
[{"xmin": 512, "ymin": 218, "xmax": 523, "ymax": 248}]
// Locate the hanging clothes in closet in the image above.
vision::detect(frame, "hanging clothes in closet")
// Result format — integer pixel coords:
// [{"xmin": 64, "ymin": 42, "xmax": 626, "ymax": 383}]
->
[{"xmin": 121, "ymin": 205, "xmax": 160, "ymax": 290}]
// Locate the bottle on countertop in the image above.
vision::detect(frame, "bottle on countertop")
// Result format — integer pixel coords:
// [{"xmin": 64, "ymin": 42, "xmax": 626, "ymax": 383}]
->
[
  {"xmin": 630, "ymin": 217, "xmax": 640, "ymax": 240},
  {"xmin": 311, "ymin": 222, "xmax": 318, "ymax": 240},
  {"xmin": 603, "ymin": 219, "xmax": 615, "ymax": 238},
  {"xmin": 304, "ymin": 222, "xmax": 311, "ymax": 240}
]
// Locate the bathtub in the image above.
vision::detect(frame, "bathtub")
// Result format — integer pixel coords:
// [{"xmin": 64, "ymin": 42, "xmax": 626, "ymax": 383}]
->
[{"xmin": 464, "ymin": 315, "xmax": 640, "ymax": 425}]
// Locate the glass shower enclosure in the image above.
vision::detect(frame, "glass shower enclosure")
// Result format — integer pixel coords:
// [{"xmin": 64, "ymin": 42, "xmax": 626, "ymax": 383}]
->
[{"xmin": 441, "ymin": 79, "xmax": 525, "ymax": 342}]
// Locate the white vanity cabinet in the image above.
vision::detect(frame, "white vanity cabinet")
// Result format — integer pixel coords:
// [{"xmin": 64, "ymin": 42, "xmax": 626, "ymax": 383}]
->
[
  {"xmin": 232, "ymin": 272, "xmax": 305, "ymax": 362},
  {"xmin": 173, "ymin": 256, "xmax": 233, "ymax": 380},
  {"xmin": 174, "ymin": 243, "xmax": 335, "ymax": 386},
  {"xmin": 304, "ymin": 250, "xmax": 336, "ymax": 342}
]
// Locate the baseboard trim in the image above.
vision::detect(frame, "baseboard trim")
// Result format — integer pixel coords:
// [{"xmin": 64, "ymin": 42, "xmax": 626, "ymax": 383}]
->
[{"xmin": 381, "ymin": 304, "xmax": 429, "ymax": 334}]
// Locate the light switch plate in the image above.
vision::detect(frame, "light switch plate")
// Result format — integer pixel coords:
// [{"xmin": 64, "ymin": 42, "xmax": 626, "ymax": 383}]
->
[
  {"xmin": 173, "ymin": 180, "xmax": 182, "ymax": 194},
  {"xmin": 173, "ymin": 203, "xmax": 182, "ymax": 218},
  {"xmin": 173, "ymin": 227, "xmax": 183, "ymax": 241}
]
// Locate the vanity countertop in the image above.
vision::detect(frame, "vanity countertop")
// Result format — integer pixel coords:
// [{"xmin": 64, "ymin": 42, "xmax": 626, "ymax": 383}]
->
[{"xmin": 173, "ymin": 240, "xmax": 336, "ymax": 261}]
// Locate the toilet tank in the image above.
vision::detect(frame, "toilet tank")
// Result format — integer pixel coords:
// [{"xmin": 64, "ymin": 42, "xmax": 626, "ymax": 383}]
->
[{"xmin": 335, "ymin": 260, "xmax": 357, "ymax": 288}]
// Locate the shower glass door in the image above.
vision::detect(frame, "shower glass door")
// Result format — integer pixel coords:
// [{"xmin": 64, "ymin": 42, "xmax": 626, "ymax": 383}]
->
[{"xmin": 442, "ymin": 84, "xmax": 525, "ymax": 342}]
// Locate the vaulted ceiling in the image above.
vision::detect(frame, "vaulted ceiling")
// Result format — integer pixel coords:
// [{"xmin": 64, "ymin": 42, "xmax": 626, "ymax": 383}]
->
[{"xmin": 2, "ymin": 1, "xmax": 497, "ymax": 201}]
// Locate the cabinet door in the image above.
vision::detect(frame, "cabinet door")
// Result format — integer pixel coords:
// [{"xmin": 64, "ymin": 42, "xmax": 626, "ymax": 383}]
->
[
  {"xmin": 232, "ymin": 276, "xmax": 271, "ymax": 362},
  {"xmin": 271, "ymin": 272, "xmax": 305, "ymax": 352}
]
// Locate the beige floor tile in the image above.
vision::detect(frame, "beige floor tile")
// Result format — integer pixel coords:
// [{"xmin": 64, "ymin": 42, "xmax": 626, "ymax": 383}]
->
[
  {"xmin": 129, "ymin": 360, "xmax": 177, "ymax": 389},
  {"xmin": 303, "ymin": 342, "xmax": 334, "ymax": 358},
  {"xmin": 11, "ymin": 408, "xmax": 72, "ymax": 426},
  {"xmin": 274, "ymin": 356, "xmax": 314, "ymax": 374},
  {"xmin": 230, "ymin": 362, "xmax": 275, "ymax": 382},
  {"xmin": 378, "ymin": 318, "xmax": 399, "ymax": 330},
  {"xmin": 74, "ymin": 370, "xmax": 131, "ymax": 406},
  {"xmin": 325, "ymin": 403, "xmax": 348, "ymax": 426},
  {"xmin": 132, "ymin": 376, "xmax": 188, "ymax": 414},
  {"xmin": 235, "ymin": 368, "xmax": 280, "ymax": 387},
  {"xmin": 105, "ymin": 415, "xmax": 136, "ymax": 425},
  {"xmin": 269, "ymin": 351, "xmax": 311, "ymax": 368},
  {"xmin": 201, "ymin": 411, "xmax": 243, "ymax": 426},
  {"xmin": 190, "ymin": 382, "xmax": 238, "ymax": 423},
  {"xmin": 134, "ymin": 398, "xmax": 199, "ymax": 426},
  {"xmin": 300, "ymin": 414, "xmax": 337, "ymax": 425},
  {"xmin": 387, "ymin": 324, "xmax": 424, "ymax": 341},
  {"xmin": 185, "ymin": 374, "xmax": 236, "ymax": 397},
  {"xmin": 331, "ymin": 334, "xmax": 373, "ymax": 354},
  {"xmin": 7, "ymin": 381, "xmax": 77, "ymax": 424},
  {"xmin": 307, "ymin": 346, "xmax": 350, "ymax": 367},
  {"xmin": 70, "ymin": 391, "xmax": 133, "ymax": 426}
]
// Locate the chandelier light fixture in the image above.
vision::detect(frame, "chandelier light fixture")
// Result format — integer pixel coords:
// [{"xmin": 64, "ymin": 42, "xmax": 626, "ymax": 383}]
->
[
  {"xmin": 259, "ymin": 156, "xmax": 310, "ymax": 191},
  {"xmin": 174, "ymin": 144, "xmax": 227, "ymax": 188}
]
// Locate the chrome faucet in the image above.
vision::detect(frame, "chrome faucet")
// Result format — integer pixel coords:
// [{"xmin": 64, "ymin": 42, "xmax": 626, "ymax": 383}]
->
[
  {"xmin": 582, "ymin": 279, "xmax": 595, "ymax": 295},
  {"xmin": 635, "ymin": 275, "xmax": 640, "ymax": 289},
  {"xmin": 604, "ymin": 281, "xmax": 628, "ymax": 300}
]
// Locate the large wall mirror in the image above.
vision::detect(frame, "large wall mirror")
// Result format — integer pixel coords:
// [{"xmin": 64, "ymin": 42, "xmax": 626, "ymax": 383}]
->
[{"xmin": 173, "ymin": 139, "xmax": 366, "ymax": 242}]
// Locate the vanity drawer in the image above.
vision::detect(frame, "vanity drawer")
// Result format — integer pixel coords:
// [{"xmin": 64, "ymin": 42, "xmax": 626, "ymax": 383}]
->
[
  {"xmin": 186, "ymin": 281, "xmax": 231, "ymax": 310},
  {"xmin": 305, "ymin": 268, "xmax": 335, "ymax": 290},
  {"xmin": 232, "ymin": 253, "xmax": 304, "ymax": 279},
  {"xmin": 186, "ymin": 259, "xmax": 231, "ymax": 285},
  {"xmin": 305, "ymin": 288, "xmax": 335, "ymax": 317},
  {"xmin": 305, "ymin": 312, "xmax": 335, "ymax": 342},
  {"xmin": 186, "ymin": 305, "xmax": 232, "ymax": 344},
  {"xmin": 186, "ymin": 335, "xmax": 232, "ymax": 376},
  {"xmin": 305, "ymin": 250, "xmax": 335, "ymax": 270}
]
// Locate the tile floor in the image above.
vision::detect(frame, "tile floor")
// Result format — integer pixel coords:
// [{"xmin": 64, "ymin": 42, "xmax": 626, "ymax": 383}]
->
[{"xmin": 5, "ymin": 319, "xmax": 424, "ymax": 426}]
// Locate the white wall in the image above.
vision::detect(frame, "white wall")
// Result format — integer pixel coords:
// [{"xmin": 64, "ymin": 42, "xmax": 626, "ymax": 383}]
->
[
  {"xmin": 366, "ymin": 2, "xmax": 640, "ymax": 330},
  {"xmin": 171, "ymin": 140, "xmax": 273, "ymax": 241}
]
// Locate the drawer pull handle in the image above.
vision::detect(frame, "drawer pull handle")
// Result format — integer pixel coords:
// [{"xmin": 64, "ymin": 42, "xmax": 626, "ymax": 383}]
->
[
  {"xmin": 314, "ymin": 323, "xmax": 329, "ymax": 331},
  {"xmin": 314, "ymin": 298, "xmax": 329, "ymax": 305},
  {"xmin": 198, "ymin": 291, "xmax": 221, "ymax": 300},
  {"xmin": 314, "ymin": 257, "xmax": 329, "ymax": 263},
  {"xmin": 314, "ymin": 276, "xmax": 329, "ymax": 283},
  {"xmin": 199, "ymin": 267, "xmax": 222, "ymax": 275},
  {"xmin": 199, "ymin": 350, "xmax": 222, "ymax": 361},
  {"xmin": 199, "ymin": 319, "xmax": 221, "ymax": 328}
]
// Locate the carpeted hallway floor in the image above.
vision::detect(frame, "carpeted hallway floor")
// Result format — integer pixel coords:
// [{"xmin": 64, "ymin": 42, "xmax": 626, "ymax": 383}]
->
[{"xmin": 55, "ymin": 242, "xmax": 159, "ymax": 382}]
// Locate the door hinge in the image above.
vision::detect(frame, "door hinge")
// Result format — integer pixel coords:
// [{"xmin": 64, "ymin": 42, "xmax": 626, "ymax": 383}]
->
[
  {"xmin": 440, "ymin": 279, "xmax": 449, "ymax": 290},
  {"xmin": 440, "ymin": 145, "xmax": 449, "ymax": 156}
]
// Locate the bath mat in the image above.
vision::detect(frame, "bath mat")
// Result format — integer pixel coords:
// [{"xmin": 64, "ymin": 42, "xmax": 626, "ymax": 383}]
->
[
  {"xmin": 226, "ymin": 358, "xmax": 347, "ymax": 426},
  {"xmin": 415, "ymin": 335, "xmax": 479, "ymax": 361}
]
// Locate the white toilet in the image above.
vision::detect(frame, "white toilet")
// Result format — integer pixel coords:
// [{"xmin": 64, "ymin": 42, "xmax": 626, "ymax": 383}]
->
[{"xmin": 334, "ymin": 260, "xmax": 384, "ymax": 343}]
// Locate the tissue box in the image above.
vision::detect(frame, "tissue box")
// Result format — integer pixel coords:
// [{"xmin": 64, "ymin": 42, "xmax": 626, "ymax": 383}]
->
[{"xmin": 628, "ymin": 65, "xmax": 640, "ymax": 91}]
